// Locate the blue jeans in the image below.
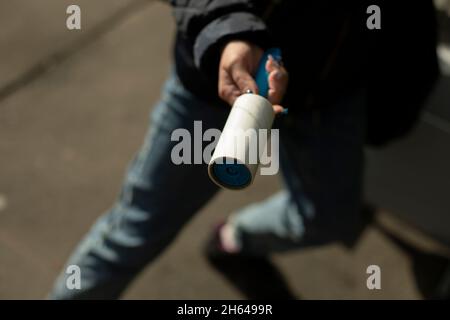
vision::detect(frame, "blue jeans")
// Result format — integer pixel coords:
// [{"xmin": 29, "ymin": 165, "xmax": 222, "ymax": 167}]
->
[{"xmin": 50, "ymin": 74, "xmax": 366, "ymax": 299}]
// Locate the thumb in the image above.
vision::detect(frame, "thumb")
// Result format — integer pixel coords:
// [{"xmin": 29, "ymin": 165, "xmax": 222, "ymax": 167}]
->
[{"xmin": 230, "ymin": 65, "xmax": 259, "ymax": 95}]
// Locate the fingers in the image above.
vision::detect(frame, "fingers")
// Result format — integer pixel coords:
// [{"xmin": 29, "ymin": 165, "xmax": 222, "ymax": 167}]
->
[
  {"xmin": 231, "ymin": 65, "xmax": 259, "ymax": 94},
  {"xmin": 272, "ymin": 104, "xmax": 285, "ymax": 114},
  {"xmin": 218, "ymin": 41, "xmax": 262, "ymax": 106},
  {"xmin": 219, "ymin": 65, "xmax": 258, "ymax": 106},
  {"xmin": 218, "ymin": 67, "xmax": 242, "ymax": 106},
  {"xmin": 217, "ymin": 41, "xmax": 288, "ymax": 112},
  {"xmin": 266, "ymin": 55, "xmax": 289, "ymax": 106},
  {"xmin": 218, "ymin": 63, "xmax": 287, "ymax": 114}
]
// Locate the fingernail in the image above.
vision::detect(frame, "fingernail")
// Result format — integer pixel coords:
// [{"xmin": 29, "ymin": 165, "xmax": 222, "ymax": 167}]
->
[{"xmin": 270, "ymin": 55, "xmax": 281, "ymax": 67}]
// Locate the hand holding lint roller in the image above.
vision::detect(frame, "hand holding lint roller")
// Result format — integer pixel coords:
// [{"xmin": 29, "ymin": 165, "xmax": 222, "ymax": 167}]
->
[{"xmin": 208, "ymin": 47, "xmax": 285, "ymax": 190}]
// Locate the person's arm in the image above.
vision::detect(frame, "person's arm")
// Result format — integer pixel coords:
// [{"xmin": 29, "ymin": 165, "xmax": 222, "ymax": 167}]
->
[
  {"xmin": 170, "ymin": 0, "xmax": 270, "ymax": 77},
  {"xmin": 170, "ymin": 0, "xmax": 288, "ymax": 112}
]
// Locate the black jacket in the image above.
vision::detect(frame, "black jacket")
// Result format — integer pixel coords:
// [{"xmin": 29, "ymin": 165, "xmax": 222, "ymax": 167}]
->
[{"xmin": 170, "ymin": 0, "xmax": 439, "ymax": 145}]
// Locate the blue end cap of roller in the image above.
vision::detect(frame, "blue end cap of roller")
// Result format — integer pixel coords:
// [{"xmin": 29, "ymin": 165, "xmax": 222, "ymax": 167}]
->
[
  {"xmin": 211, "ymin": 160, "xmax": 252, "ymax": 189},
  {"xmin": 254, "ymin": 48, "xmax": 282, "ymax": 98}
]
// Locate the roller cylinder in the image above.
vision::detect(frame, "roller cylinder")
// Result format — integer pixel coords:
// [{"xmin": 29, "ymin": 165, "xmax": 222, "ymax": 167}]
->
[{"xmin": 208, "ymin": 93, "xmax": 274, "ymax": 190}]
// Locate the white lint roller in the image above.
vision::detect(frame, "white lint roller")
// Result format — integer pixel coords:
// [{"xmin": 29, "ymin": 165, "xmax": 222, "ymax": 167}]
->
[{"xmin": 208, "ymin": 48, "xmax": 282, "ymax": 190}]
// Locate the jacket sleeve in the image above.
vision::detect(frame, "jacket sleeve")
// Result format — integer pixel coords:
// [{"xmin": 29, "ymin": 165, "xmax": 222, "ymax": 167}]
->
[{"xmin": 170, "ymin": 0, "xmax": 271, "ymax": 75}]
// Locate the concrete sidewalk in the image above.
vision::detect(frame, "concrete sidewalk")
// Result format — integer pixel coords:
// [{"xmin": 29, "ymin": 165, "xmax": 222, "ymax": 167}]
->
[{"xmin": 0, "ymin": 1, "xmax": 447, "ymax": 299}]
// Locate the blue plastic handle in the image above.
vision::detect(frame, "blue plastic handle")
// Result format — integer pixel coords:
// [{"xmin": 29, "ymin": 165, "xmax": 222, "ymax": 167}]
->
[{"xmin": 254, "ymin": 48, "xmax": 282, "ymax": 98}]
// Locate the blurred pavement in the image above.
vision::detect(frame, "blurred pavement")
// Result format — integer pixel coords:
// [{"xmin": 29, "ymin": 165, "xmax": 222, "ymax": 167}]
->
[{"xmin": 0, "ymin": 0, "xmax": 448, "ymax": 299}]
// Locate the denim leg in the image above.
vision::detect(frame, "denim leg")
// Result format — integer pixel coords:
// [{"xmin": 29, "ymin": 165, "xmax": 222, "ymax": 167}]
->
[
  {"xmin": 50, "ymin": 75, "xmax": 228, "ymax": 299},
  {"xmin": 229, "ymin": 91, "xmax": 367, "ymax": 255}
]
